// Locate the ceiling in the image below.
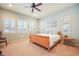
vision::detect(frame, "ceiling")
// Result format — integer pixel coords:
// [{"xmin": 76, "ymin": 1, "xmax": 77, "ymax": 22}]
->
[{"xmin": 0, "ymin": 3, "xmax": 77, "ymax": 18}]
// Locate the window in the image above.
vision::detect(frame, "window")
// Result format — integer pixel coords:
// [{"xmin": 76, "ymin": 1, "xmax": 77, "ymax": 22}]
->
[
  {"xmin": 29, "ymin": 22, "xmax": 34, "ymax": 31},
  {"xmin": 18, "ymin": 19, "xmax": 28, "ymax": 33},
  {"xmin": 63, "ymin": 24, "xmax": 70, "ymax": 33},
  {"xmin": 63, "ymin": 16, "xmax": 71, "ymax": 34},
  {"xmin": 4, "ymin": 19, "xmax": 15, "ymax": 33},
  {"xmin": 28, "ymin": 20, "xmax": 36, "ymax": 33}
]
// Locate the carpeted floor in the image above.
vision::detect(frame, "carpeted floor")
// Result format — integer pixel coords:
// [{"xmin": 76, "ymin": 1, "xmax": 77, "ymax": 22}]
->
[{"xmin": 0, "ymin": 38, "xmax": 79, "ymax": 56}]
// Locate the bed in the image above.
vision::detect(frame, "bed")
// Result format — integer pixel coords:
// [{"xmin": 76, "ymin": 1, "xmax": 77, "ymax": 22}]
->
[{"xmin": 29, "ymin": 34, "xmax": 61, "ymax": 50}]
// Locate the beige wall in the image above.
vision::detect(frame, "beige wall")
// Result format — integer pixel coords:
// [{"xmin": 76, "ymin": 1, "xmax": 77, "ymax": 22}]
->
[{"xmin": 0, "ymin": 8, "xmax": 39, "ymax": 42}]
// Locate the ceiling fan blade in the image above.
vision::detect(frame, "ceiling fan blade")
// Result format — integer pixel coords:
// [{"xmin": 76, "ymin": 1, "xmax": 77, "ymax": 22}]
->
[
  {"xmin": 35, "ymin": 7, "xmax": 41, "ymax": 12},
  {"xmin": 35, "ymin": 3, "xmax": 42, "ymax": 7},
  {"xmin": 32, "ymin": 8, "xmax": 34, "ymax": 13}
]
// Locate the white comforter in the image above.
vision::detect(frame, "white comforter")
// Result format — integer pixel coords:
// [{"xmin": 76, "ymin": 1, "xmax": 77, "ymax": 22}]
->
[{"xmin": 36, "ymin": 34, "xmax": 60, "ymax": 47}]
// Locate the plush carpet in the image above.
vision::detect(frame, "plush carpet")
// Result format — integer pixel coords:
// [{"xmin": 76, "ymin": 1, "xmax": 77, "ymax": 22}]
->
[{"xmin": 0, "ymin": 39, "xmax": 79, "ymax": 56}]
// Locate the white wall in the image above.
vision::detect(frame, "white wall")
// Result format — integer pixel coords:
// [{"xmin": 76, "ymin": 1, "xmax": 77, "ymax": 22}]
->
[
  {"xmin": 0, "ymin": 8, "xmax": 39, "ymax": 42},
  {"xmin": 39, "ymin": 4, "xmax": 79, "ymax": 39}
]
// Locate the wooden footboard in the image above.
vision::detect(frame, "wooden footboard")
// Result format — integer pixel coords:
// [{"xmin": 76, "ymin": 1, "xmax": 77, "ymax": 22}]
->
[{"xmin": 29, "ymin": 34, "xmax": 50, "ymax": 50}]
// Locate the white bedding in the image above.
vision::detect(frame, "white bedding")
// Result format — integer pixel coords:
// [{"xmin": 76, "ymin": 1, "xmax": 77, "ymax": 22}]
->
[{"xmin": 35, "ymin": 34, "xmax": 60, "ymax": 47}]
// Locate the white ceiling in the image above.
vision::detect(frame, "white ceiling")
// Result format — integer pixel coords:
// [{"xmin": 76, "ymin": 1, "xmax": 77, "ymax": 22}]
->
[{"xmin": 0, "ymin": 3, "xmax": 76, "ymax": 18}]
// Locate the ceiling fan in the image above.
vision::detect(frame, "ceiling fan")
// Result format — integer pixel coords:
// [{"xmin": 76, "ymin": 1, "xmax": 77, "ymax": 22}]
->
[{"xmin": 25, "ymin": 3, "xmax": 42, "ymax": 13}]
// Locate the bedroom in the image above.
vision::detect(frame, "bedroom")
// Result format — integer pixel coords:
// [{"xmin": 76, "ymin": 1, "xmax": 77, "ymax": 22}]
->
[{"xmin": 0, "ymin": 3, "xmax": 79, "ymax": 56}]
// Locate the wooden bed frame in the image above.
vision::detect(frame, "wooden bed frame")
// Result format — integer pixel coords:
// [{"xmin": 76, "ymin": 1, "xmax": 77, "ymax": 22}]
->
[{"xmin": 29, "ymin": 34, "xmax": 60, "ymax": 51}]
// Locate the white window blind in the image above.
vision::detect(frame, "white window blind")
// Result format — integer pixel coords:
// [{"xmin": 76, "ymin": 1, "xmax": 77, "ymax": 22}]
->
[
  {"xmin": 18, "ymin": 19, "xmax": 28, "ymax": 33},
  {"xmin": 4, "ymin": 19, "xmax": 15, "ymax": 33}
]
